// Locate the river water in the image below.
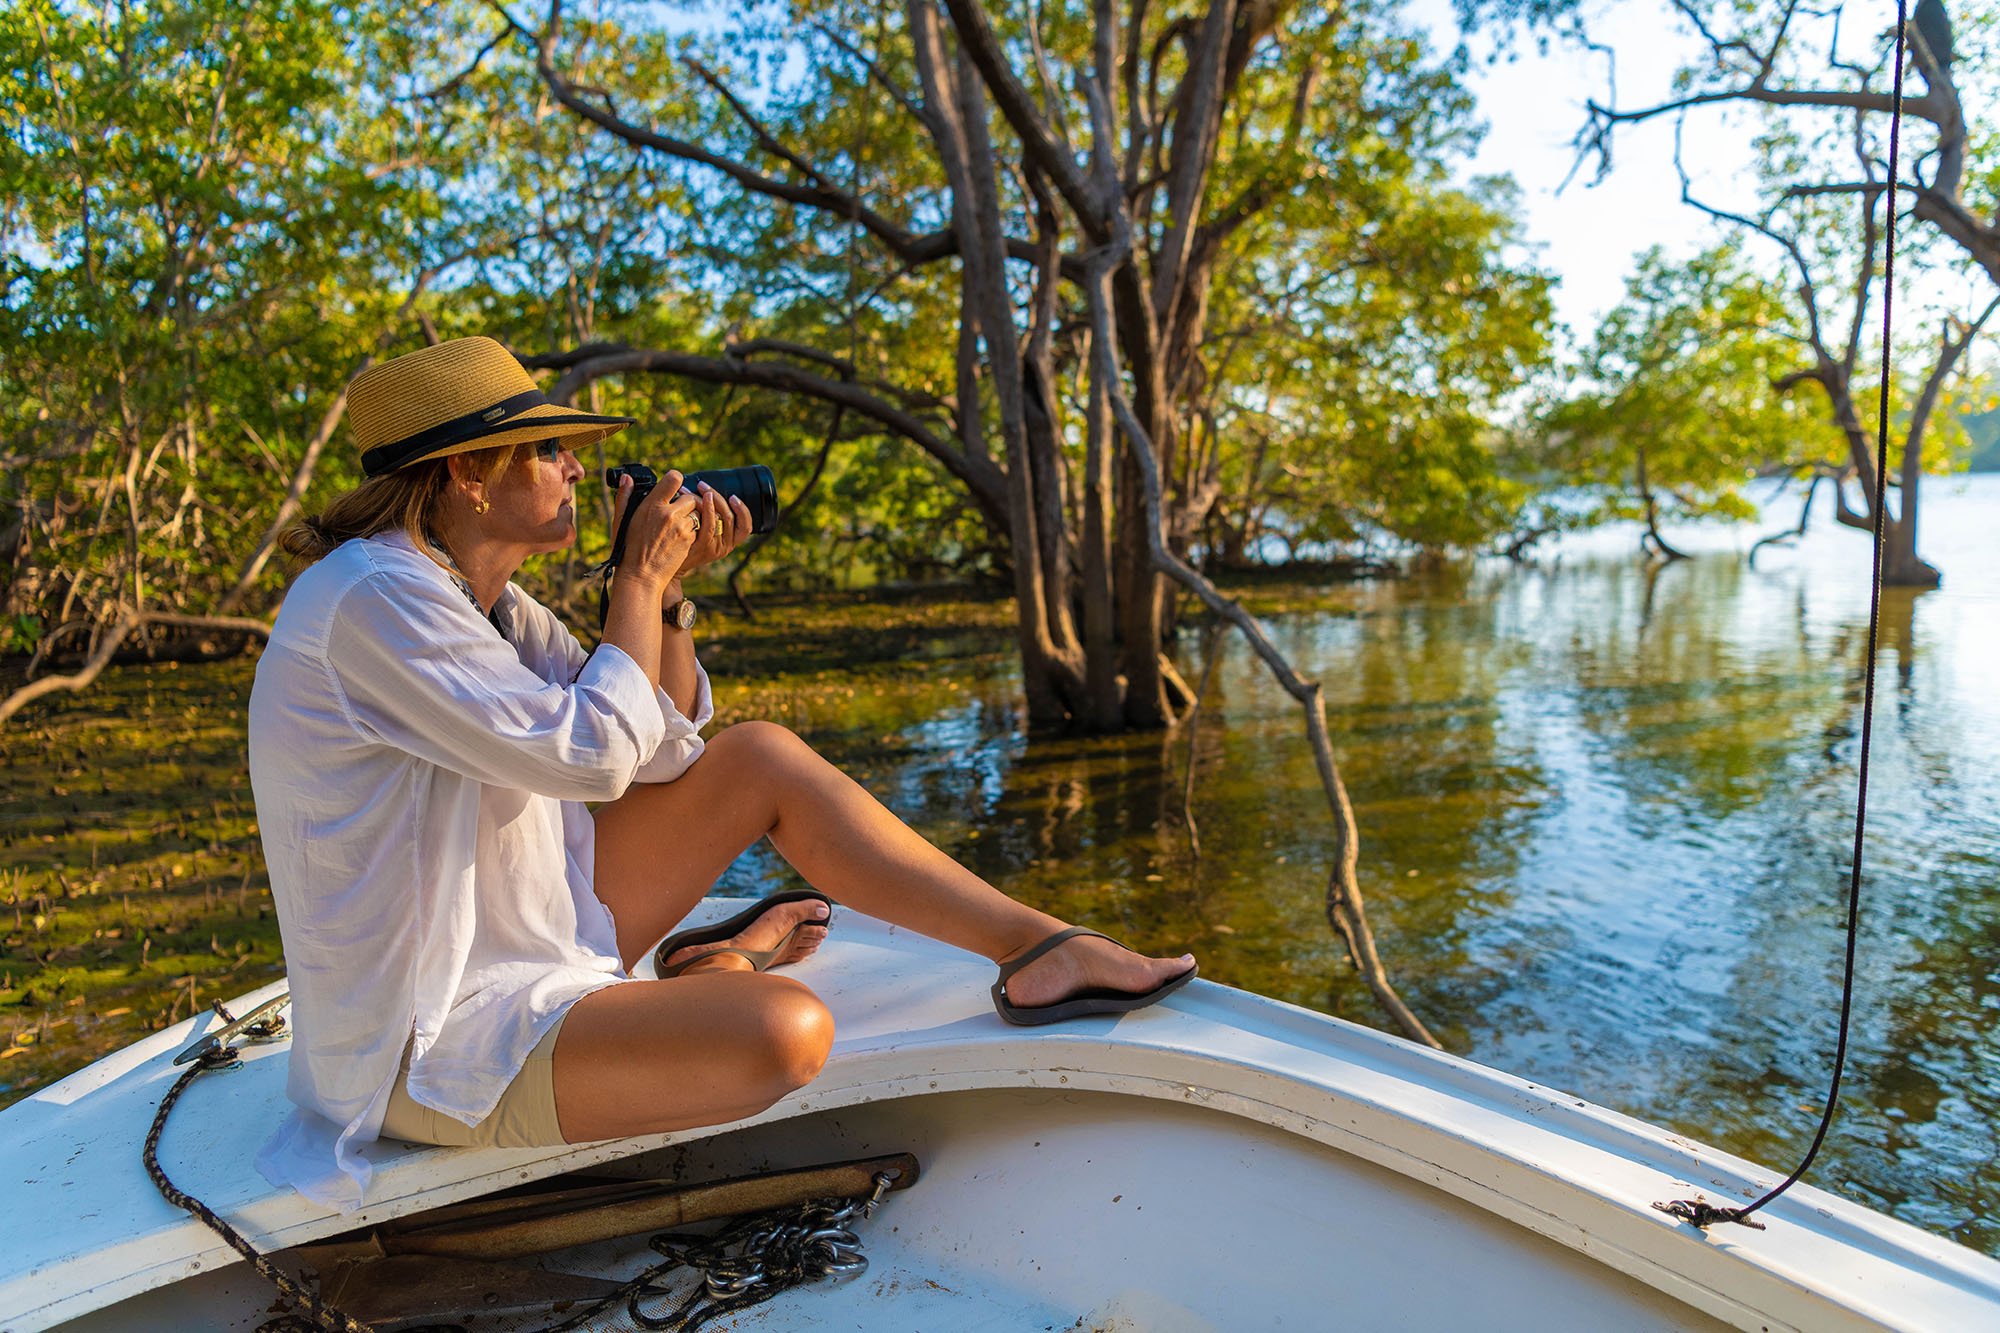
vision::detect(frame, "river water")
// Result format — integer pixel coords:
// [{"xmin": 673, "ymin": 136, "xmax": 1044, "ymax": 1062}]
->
[{"xmin": 719, "ymin": 473, "xmax": 2000, "ymax": 1254}]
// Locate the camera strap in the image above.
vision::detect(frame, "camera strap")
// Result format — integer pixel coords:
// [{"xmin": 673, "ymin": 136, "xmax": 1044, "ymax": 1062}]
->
[{"xmin": 592, "ymin": 504, "xmax": 639, "ymax": 632}]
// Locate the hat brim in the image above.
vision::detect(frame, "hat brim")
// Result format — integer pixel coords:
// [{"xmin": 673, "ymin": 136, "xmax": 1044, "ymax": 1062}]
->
[{"xmin": 366, "ymin": 403, "xmax": 634, "ymax": 476}]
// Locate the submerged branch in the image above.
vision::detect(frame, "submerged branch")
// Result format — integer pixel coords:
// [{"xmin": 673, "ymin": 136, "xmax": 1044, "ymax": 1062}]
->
[
  {"xmin": 1083, "ymin": 254, "xmax": 1439, "ymax": 1049},
  {"xmin": 1177, "ymin": 617, "xmax": 1224, "ymax": 864}
]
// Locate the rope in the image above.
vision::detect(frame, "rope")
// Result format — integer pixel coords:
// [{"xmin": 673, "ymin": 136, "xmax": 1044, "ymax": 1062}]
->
[
  {"xmin": 1655, "ymin": 0, "xmax": 1909, "ymax": 1232},
  {"xmin": 148, "ymin": 1024, "xmax": 888, "ymax": 1332},
  {"xmin": 145, "ymin": 1045, "xmax": 373, "ymax": 1333}
]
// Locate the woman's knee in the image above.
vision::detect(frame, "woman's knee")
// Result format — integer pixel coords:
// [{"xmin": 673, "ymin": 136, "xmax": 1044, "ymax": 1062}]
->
[
  {"xmin": 713, "ymin": 720, "xmax": 819, "ymax": 776},
  {"xmin": 746, "ymin": 978, "xmax": 834, "ymax": 1095}
]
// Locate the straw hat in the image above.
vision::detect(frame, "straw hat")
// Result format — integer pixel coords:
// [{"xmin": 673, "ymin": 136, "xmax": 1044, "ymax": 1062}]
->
[{"xmin": 348, "ymin": 336, "xmax": 632, "ymax": 477}]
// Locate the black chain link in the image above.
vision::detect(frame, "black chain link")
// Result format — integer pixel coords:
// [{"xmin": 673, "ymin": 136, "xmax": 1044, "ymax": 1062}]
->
[
  {"xmin": 150, "ymin": 1020, "xmax": 890, "ymax": 1333},
  {"xmin": 145, "ymin": 1040, "xmax": 373, "ymax": 1333},
  {"xmin": 538, "ymin": 1184, "xmax": 884, "ymax": 1333}
]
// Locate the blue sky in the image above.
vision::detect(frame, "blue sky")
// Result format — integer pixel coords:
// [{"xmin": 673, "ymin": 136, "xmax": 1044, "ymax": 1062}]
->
[
  {"xmin": 1408, "ymin": 0, "xmax": 1759, "ymax": 339},
  {"xmin": 1413, "ymin": 0, "xmax": 1998, "ymax": 356}
]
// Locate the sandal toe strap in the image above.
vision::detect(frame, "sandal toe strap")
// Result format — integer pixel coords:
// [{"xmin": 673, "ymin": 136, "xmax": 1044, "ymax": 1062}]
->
[{"xmin": 994, "ymin": 927, "xmax": 1121, "ymax": 992}]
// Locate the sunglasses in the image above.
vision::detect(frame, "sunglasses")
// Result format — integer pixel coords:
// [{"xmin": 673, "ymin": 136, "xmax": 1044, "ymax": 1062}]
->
[{"xmin": 532, "ymin": 438, "xmax": 573, "ymax": 463}]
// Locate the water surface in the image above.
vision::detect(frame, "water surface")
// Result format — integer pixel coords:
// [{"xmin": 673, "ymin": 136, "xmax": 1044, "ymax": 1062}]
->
[{"xmin": 719, "ymin": 474, "xmax": 2000, "ymax": 1254}]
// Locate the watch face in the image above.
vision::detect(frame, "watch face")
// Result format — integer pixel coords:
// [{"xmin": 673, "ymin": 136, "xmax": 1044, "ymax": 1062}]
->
[{"xmin": 673, "ymin": 599, "xmax": 698, "ymax": 630}]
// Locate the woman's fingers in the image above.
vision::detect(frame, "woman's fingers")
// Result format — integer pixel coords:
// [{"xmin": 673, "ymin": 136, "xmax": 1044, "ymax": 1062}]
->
[
  {"xmin": 703, "ymin": 488, "xmax": 750, "ymax": 560},
  {"xmin": 727, "ymin": 494, "xmax": 752, "ymax": 550},
  {"xmin": 620, "ymin": 474, "xmax": 754, "ymax": 586},
  {"xmin": 625, "ymin": 473, "xmax": 699, "ymax": 585},
  {"xmin": 679, "ymin": 483, "xmax": 739, "ymax": 572},
  {"xmin": 609, "ymin": 474, "xmax": 634, "ymax": 536},
  {"xmin": 705, "ymin": 486, "xmax": 735, "ymax": 556}
]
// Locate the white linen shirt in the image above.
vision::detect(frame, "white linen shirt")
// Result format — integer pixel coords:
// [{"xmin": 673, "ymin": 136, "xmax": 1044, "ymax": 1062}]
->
[{"xmin": 247, "ymin": 529, "xmax": 710, "ymax": 1210}]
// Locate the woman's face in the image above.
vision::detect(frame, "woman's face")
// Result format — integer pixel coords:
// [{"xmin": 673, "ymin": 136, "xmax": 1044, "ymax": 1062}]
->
[{"xmin": 485, "ymin": 439, "xmax": 586, "ymax": 555}]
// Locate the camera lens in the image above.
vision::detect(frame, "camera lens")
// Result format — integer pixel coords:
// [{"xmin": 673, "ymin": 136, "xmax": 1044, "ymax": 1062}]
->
[
  {"xmin": 680, "ymin": 465, "xmax": 779, "ymax": 535},
  {"xmin": 601, "ymin": 464, "xmax": 779, "ymax": 571}
]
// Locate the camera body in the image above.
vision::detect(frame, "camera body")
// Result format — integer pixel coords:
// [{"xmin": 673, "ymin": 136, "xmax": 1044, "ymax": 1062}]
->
[{"xmin": 603, "ymin": 463, "xmax": 779, "ymax": 570}]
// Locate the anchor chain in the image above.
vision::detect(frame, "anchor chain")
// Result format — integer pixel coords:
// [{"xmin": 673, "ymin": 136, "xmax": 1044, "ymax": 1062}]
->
[
  {"xmin": 144, "ymin": 999, "xmax": 373, "ymax": 1333},
  {"xmin": 252, "ymin": 1174, "xmax": 894, "ymax": 1333},
  {"xmin": 541, "ymin": 1171, "xmax": 894, "ymax": 1333},
  {"xmin": 155, "ymin": 995, "xmax": 896, "ymax": 1333}
]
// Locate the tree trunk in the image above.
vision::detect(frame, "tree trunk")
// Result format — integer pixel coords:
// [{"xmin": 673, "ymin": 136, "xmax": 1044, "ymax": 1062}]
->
[
  {"xmin": 527, "ymin": 0, "xmax": 1302, "ymax": 732},
  {"xmin": 1635, "ymin": 445, "xmax": 1688, "ymax": 562},
  {"xmin": 1086, "ymin": 255, "xmax": 1437, "ymax": 1046},
  {"xmin": 1078, "ymin": 353, "xmax": 1124, "ymax": 729}
]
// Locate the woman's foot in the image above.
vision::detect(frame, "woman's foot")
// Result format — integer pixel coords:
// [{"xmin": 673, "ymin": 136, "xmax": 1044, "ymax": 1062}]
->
[
  {"xmin": 995, "ymin": 931, "xmax": 1195, "ymax": 1011},
  {"xmin": 663, "ymin": 896, "xmax": 831, "ymax": 976}
]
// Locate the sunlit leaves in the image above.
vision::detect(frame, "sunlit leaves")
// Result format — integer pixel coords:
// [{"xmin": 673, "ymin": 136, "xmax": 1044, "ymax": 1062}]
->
[
  {"xmin": 1540, "ymin": 244, "xmax": 1807, "ymax": 524},
  {"xmin": 0, "ymin": 0, "xmax": 478, "ymax": 640}
]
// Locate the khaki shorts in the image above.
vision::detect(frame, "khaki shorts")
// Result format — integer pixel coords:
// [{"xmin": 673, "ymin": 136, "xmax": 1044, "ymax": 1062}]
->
[{"xmin": 381, "ymin": 1016, "xmax": 567, "ymax": 1149}]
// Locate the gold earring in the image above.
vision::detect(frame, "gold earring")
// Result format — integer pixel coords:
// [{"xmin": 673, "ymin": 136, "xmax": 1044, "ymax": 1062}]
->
[{"xmin": 473, "ymin": 498, "xmax": 491, "ymax": 516}]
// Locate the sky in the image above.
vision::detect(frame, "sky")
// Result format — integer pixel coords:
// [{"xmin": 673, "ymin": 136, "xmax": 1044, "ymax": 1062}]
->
[
  {"xmin": 1406, "ymin": 0, "xmax": 1760, "ymax": 340},
  {"xmin": 1411, "ymin": 0, "xmax": 1998, "ymax": 356}
]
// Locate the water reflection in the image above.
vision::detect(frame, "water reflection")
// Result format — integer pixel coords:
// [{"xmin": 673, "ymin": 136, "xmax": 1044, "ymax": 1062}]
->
[{"xmin": 716, "ymin": 474, "xmax": 2000, "ymax": 1255}]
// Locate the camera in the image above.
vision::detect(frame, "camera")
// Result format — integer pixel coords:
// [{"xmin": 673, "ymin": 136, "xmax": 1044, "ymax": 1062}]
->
[{"xmin": 603, "ymin": 463, "xmax": 779, "ymax": 570}]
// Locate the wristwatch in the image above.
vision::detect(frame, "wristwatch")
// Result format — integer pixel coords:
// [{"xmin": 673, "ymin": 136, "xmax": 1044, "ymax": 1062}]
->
[{"xmin": 663, "ymin": 598, "xmax": 697, "ymax": 631}]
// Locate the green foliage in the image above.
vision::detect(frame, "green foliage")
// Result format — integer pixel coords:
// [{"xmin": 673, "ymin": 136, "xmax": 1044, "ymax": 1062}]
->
[
  {"xmin": 0, "ymin": 0, "xmax": 1559, "ymax": 667},
  {"xmin": 1202, "ymin": 169, "xmax": 1555, "ymax": 557},
  {"xmin": 1540, "ymin": 245, "xmax": 1808, "ymax": 526},
  {"xmin": 0, "ymin": 0, "xmax": 451, "ymax": 638},
  {"xmin": 550, "ymin": 0, "xmax": 1556, "ymax": 566}
]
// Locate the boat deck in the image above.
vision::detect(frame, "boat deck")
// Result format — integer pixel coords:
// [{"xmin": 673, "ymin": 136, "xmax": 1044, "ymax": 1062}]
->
[{"xmin": 4, "ymin": 903, "xmax": 1998, "ymax": 1331}]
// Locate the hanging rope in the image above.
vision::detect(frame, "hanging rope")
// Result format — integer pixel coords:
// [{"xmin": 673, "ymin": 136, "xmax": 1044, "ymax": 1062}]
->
[
  {"xmin": 145, "ymin": 1011, "xmax": 373, "ymax": 1333},
  {"xmin": 149, "ymin": 1000, "xmax": 892, "ymax": 1332},
  {"xmin": 1655, "ymin": 0, "xmax": 1910, "ymax": 1232}
]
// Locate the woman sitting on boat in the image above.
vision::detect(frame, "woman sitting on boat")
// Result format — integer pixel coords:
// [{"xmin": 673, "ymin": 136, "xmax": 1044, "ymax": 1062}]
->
[{"xmin": 247, "ymin": 337, "xmax": 1196, "ymax": 1210}]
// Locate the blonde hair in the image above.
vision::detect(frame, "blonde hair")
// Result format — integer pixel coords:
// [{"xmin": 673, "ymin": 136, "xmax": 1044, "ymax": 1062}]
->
[{"xmin": 279, "ymin": 442, "xmax": 523, "ymax": 569}]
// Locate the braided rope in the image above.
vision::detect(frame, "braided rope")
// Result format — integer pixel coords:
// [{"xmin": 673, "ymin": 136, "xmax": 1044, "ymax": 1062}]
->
[
  {"xmin": 1654, "ymin": 0, "xmax": 1911, "ymax": 1233},
  {"xmin": 148, "ymin": 1038, "xmax": 885, "ymax": 1333},
  {"xmin": 143, "ymin": 1046, "xmax": 373, "ymax": 1333}
]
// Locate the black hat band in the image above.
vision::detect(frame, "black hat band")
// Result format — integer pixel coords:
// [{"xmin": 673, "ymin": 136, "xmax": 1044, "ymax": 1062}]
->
[{"xmin": 360, "ymin": 390, "xmax": 630, "ymax": 477}]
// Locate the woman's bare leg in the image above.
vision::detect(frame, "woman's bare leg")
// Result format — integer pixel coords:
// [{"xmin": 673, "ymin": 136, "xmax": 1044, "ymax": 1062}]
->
[
  {"xmin": 552, "ymin": 972, "xmax": 834, "ymax": 1142},
  {"xmin": 592, "ymin": 722, "xmax": 1193, "ymax": 1008}
]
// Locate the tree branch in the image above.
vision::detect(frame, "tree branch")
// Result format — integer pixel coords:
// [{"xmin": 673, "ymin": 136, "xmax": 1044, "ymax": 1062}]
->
[
  {"xmin": 514, "ymin": 1, "xmax": 957, "ymax": 266},
  {"xmin": 0, "ymin": 610, "xmax": 270, "ymax": 727},
  {"xmin": 810, "ymin": 19, "xmax": 934, "ymax": 133},
  {"xmin": 683, "ymin": 55, "xmax": 845, "ymax": 199},
  {"xmin": 537, "ymin": 344, "xmax": 1009, "ymax": 529},
  {"xmin": 404, "ymin": 25, "xmax": 511, "ymax": 101},
  {"xmin": 1578, "ymin": 85, "xmax": 1934, "ymax": 182},
  {"xmin": 217, "ymin": 254, "xmax": 484, "ymax": 613},
  {"xmin": 0, "ymin": 616, "xmax": 138, "ymax": 726},
  {"xmin": 938, "ymin": 0, "xmax": 1103, "ymax": 227},
  {"xmin": 1082, "ymin": 240, "xmax": 1437, "ymax": 1048}
]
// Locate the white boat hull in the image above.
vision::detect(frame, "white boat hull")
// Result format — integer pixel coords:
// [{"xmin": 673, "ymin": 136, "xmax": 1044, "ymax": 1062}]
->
[
  {"xmin": 4, "ymin": 903, "xmax": 1998, "ymax": 1331},
  {"xmin": 67, "ymin": 1085, "xmax": 1734, "ymax": 1331}
]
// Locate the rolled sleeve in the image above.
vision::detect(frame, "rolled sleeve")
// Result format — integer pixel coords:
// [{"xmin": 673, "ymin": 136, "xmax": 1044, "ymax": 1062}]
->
[
  {"xmin": 331, "ymin": 572, "xmax": 667, "ymax": 802},
  {"xmin": 635, "ymin": 659, "xmax": 712, "ymax": 783},
  {"xmin": 502, "ymin": 583, "xmax": 713, "ymax": 785}
]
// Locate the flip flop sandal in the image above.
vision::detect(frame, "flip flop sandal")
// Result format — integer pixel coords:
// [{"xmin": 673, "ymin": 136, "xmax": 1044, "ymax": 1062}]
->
[
  {"xmin": 653, "ymin": 889, "xmax": 834, "ymax": 980},
  {"xmin": 991, "ymin": 926, "xmax": 1198, "ymax": 1026}
]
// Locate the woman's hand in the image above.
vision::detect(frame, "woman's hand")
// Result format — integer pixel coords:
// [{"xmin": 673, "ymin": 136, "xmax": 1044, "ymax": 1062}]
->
[
  {"xmin": 674, "ymin": 482, "xmax": 755, "ymax": 577},
  {"xmin": 608, "ymin": 470, "xmax": 702, "ymax": 595}
]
